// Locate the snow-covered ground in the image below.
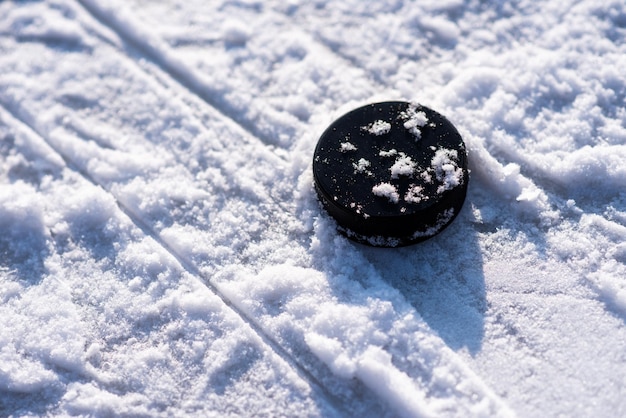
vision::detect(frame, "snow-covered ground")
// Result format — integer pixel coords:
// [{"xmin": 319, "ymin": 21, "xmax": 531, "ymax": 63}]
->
[{"xmin": 1, "ymin": 0, "xmax": 625, "ymax": 416}]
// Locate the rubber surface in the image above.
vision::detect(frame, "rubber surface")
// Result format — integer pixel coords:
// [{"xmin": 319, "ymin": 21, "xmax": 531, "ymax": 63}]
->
[{"xmin": 313, "ymin": 101, "xmax": 469, "ymax": 247}]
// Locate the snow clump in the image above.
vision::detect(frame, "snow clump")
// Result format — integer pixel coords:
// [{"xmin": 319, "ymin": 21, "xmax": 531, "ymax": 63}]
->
[
  {"xmin": 400, "ymin": 103, "xmax": 428, "ymax": 139},
  {"xmin": 363, "ymin": 120, "xmax": 392, "ymax": 136},
  {"xmin": 404, "ymin": 185, "xmax": 428, "ymax": 204},
  {"xmin": 431, "ymin": 149, "xmax": 463, "ymax": 193},
  {"xmin": 379, "ymin": 149, "xmax": 398, "ymax": 157},
  {"xmin": 372, "ymin": 182, "xmax": 399, "ymax": 203},
  {"xmin": 222, "ymin": 19, "xmax": 251, "ymax": 46},
  {"xmin": 353, "ymin": 158, "xmax": 371, "ymax": 174},
  {"xmin": 390, "ymin": 152, "xmax": 417, "ymax": 179},
  {"xmin": 340, "ymin": 142, "xmax": 357, "ymax": 152}
]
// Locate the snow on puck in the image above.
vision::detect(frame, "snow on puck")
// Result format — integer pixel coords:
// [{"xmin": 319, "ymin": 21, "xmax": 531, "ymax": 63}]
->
[{"xmin": 313, "ymin": 101, "xmax": 469, "ymax": 247}]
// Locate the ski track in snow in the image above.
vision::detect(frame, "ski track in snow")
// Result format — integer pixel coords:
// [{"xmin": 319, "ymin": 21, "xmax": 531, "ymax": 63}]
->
[
  {"xmin": 0, "ymin": 107, "xmax": 332, "ymax": 417},
  {"xmin": 1, "ymin": 0, "xmax": 626, "ymax": 417}
]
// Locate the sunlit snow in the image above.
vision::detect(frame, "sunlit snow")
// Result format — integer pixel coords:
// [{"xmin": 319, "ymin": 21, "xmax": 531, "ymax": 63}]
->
[{"xmin": 1, "ymin": 0, "xmax": 626, "ymax": 417}]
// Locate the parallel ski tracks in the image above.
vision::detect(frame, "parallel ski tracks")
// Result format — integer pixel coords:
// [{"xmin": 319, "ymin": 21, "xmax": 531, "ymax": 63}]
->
[
  {"xmin": 8, "ymin": 0, "xmax": 517, "ymax": 415},
  {"xmin": 0, "ymin": 101, "xmax": 349, "ymax": 417},
  {"xmin": 0, "ymin": 1, "xmax": 385, "ymax": 414},
  {"xmin": 75, "ymin": 0, "xmax": 289, "ymax": 155},
  {"xmin": 0, "ymin": 2, "xmax": 386, "ymax": 411},
  {"xmin": 36, "ymin": 1, "xmax": 626, "ymax": 416}
]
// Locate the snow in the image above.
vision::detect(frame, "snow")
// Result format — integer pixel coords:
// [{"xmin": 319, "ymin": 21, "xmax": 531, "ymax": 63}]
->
[
  {"xmin": 411, "ymin": 208, "xmax": 456, "ymax": 239},
  {"xmin": 400, "ymin": 103, "xmax": 429, "ymax": 139},
  {"xmin": 390, "ymin": 152, "xmax": 417, "ymax": 179},
  {"xmin": 372, "ymin": 183, "xmax": 400, "ymax": 204},
  {"xmin": 405, "ymin": 185, "xmax": 427, "ymax": 204},
  {"xmin": 353, "ymin": 157, "xmax": 371, "ymax": 174},
  {"xmin": 363, "ymin": 120, "xmax": 392, "ymax": 136},
  {"xmin": 379, "ymin": 148, "xmax": 398, "ymax": 158},
  {"xmin": 339, "ymin": 141, "xmax": 357, "ymax": 152},
  {"xmin": 431, "ymin": 149, "xmax": 463, "ymax": 193},
  {"xmin": 1, "ymin": 0, "xmax": 626, "ymax": 417}
]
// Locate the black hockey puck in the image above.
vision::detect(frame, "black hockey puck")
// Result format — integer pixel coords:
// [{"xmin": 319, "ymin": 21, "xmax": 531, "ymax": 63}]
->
[{"xmin": 313, "ymin": 101, "xmax": 468, "ymax": 247}]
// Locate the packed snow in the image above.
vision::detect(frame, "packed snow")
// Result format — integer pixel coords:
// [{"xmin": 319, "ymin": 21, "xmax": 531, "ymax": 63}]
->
[{"xmin": 1, "ymin": 0, "xmax": 626, "ymax": 417}]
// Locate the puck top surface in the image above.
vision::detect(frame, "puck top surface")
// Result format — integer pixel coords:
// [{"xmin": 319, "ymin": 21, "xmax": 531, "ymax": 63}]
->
[{"xmin": 313, "ymin": 101, "xmax": 468, "ymax": 247}]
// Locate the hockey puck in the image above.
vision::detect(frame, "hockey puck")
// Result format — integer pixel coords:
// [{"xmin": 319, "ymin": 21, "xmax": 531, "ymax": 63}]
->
[{"xmin": 312, "ymin": 101, "xmax": 468, "ymax": 247}]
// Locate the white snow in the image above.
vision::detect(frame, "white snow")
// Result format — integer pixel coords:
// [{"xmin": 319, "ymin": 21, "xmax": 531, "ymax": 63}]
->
[
  {"xmin": 404, "ymin": 184, "xmax": 428, "ymax": 204},
  {"xmin": 379, "ymin": 148, "xmax": 398, "ymax": 157},
  {"xmin": 390, "ymin": 152, "xmax": 417, "ymax": 179},
  {"xmin": 400, "ymin": 103, "xmax": 428, "ymax": 139},
  {"xmin": 1, "ymin": 0, "xmax": 626, "ymax": 417},
  {"xmin": 340, "ymin": 141, "xmax": 357, "ymax": 152},
  {"xmin": 353, "ymin": 157, "xmax": 371, "ymax": 174},
  {"xmin": 363, "ymin": 119, "xmax": 392, "ymax": 136},
  {"xmin": 221, "ymin": 19, "xmax": 251, "ymax": 46},
  {"xmin": 431, "ymin": 148, "xmax": 463, "ymax": 193},
  {"xmin": 372, "ymin": 182, "xmax": 400, "ymax": 204}
]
